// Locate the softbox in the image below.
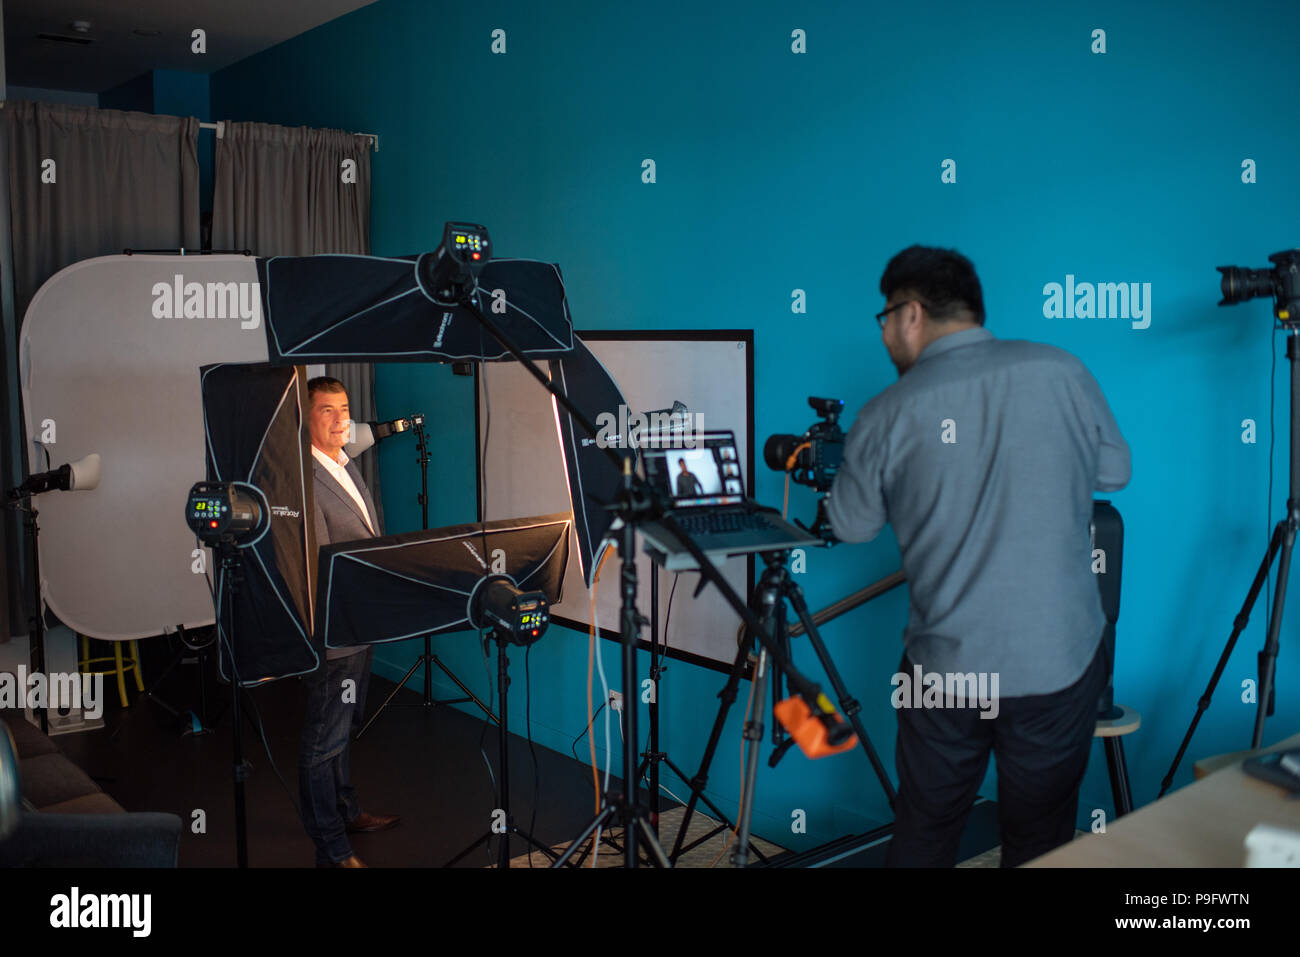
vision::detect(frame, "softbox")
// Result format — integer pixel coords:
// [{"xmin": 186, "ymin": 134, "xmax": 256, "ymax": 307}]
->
[
  {"xmin": 316, "ymin": 514, "xmax": 570, "ymax": 650},
  {"xmin": 200, "ymin": 362, "xmax": 317, "ymax": 685},
  {"xmin": 256, "ymin": 254, "xmax": 575, "ymax": 364},
  {"xmin": 549, "ymin": 337, "xmax": 629, "ymax": 586}
]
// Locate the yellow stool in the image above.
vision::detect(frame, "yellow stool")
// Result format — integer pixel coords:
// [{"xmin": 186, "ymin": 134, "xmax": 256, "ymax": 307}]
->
[{"xmin": 77, "ymin": 635, "xmax": 145, "ymax": 708}]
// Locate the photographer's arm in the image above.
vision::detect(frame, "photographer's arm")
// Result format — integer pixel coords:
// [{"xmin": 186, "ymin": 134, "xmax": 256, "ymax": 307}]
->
[{"xmin": 825, "ymin": 409, "xmax": 888, "ymax": 544}]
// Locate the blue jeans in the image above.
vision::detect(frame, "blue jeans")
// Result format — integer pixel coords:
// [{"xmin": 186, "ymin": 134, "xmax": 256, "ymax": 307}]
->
[{"xmin": 298, "ymin": 647, "xmax": 373, "ymax": 864}]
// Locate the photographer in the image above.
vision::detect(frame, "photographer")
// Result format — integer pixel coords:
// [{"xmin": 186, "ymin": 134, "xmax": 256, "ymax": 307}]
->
[{"xmin": 825, "ymin": 245, "xmax": 1130, "ymax": 867}]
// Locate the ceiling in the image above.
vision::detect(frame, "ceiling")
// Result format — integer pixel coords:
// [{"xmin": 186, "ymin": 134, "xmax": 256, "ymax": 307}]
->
[{"xmin": 4, "ymin": 0, "xmax": 379, "ymax": 93}]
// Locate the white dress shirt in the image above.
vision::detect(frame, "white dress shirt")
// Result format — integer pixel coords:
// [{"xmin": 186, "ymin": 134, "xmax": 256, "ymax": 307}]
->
[{"xmin": 311, "ymin": 444, "xmax": 376, "ymax": 535}]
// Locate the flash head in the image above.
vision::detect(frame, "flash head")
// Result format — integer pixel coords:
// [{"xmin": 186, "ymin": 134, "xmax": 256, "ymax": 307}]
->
[
  {"xmin": 468, "ymin": 574, "xmax": 549, "ymax": 646},
  {"xmin": 807, "ymin": 396, "xmax": 844, "ymax": 423},
  {"xmin": 417, "ymin": 222, "xmax": 493, "ymax": 306},
  {"xmin": 185, "ymin": 481, "xmax": 268, "ymax": 546}
]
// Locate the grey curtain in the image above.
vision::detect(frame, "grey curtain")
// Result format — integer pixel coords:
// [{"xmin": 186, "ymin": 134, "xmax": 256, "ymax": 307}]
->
[
  {"xmin": 212, "ymin": 122, "xmax": 382, "ymax": 528},
  {"xmin": 6, "ymin": 102, "xmax": 200, "ymax": 321},
  {"xmin": 2, "ymin": 102, "xmax": 200, "ymax": 642}
]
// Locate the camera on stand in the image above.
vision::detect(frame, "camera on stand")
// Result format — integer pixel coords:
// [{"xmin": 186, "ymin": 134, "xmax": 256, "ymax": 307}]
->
[
  {"xmin": 1218, "ymin": 249, "xmax": 1300, "ymax": 320},
  {"xmin": 764, "ymin": 396, "xmax": 845, "ymax": 543}
]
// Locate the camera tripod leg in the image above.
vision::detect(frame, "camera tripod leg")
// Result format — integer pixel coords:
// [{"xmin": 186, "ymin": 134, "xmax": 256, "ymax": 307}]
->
[
  {"xmin": 1253, "ymin": 509, "xmax": 1296, "ymax": 748},
  {"xmin": 732, "ymin": 648, "xmax": 770, "ymax": 869},
  {"xmin": 1160, "ymin": 521, "xmax": 1283, "ymax": 796},
  {"xmin": 785, "ymin": 581, "xmax": 898, "ymax": 809},
  {"xmin": 668, "ymin": 632, "xmax": 770, "ymax": 864}
]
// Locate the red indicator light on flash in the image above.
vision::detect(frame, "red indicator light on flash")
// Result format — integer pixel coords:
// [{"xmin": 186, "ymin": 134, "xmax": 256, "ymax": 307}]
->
[{"xmin": 209, "ymin": 520, "xmax": 218, "ymax": 528}]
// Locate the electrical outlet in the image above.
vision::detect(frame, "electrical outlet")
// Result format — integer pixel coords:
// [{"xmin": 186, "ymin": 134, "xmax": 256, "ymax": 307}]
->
[{"xmin": 609, "ymin": 691, "xmax": 623, "ymax": 712}]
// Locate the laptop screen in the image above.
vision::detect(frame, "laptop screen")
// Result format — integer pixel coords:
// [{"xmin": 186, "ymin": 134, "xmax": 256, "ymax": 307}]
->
[{"xmin": 642, "ymin": 430, "xmax": 745, "ymax": 507}]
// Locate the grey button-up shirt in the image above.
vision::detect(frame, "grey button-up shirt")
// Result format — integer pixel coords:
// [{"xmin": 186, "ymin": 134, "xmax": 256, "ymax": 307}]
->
[{"xmin": 826, "ymin": 327, "xmax": 1130, "ymax": 696}]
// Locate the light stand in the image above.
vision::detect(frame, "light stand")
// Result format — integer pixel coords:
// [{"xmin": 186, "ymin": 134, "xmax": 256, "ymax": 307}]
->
[
  {"xmin": 216, "ymin": 542, "xmax": 251, "ymax": 868},
  {"xmin": 632, "ymin": 569, "xmax": 764, "ymax": 863},
  {"xmin": 3, "ymin": 497, "xmax": 47, "ymax": 734},
  {"xmin": 443, "ymin": 629, "xmax": 558, "ymax": 868},
  {"xmin": 418, "ymin": 222, "xmax": 850, "ymax": 868},
  {"xmin": 356, "ymin": 414, "xmax": 499, "ymax": 739},
  {"xmin": 5, "ymin": 453, "xmax": 102, "ymax": 735},
  {"xmin": 185, "ymin": 480, "xmax": 271, "ymax": 868}
]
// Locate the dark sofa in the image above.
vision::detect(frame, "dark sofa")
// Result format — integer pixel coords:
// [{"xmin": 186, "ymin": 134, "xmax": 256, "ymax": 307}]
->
[{"xmin": 0, "ymin": 711, "xmax": 180, "ymax": 867}]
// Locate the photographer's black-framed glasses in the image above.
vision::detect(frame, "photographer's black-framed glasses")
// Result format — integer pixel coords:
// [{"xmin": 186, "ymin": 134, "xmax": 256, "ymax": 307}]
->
[{"xmin": 875, "ymin": 299, "xmax": 927, "ymax": 329}]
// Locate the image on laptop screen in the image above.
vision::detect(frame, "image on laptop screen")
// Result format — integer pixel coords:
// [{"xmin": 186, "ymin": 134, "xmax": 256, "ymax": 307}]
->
[{"xmin": 643, "ymin": 431, "xmax": 744, "ymax": 507}]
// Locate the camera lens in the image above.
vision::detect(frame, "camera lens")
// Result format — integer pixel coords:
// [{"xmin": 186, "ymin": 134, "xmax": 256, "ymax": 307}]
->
[
  {"xmin": 764, "ymin": 434, "xmax": 802, "ymax": 472},
  {"xmin": 1218, "ymin": 266, "xmax": 1274, "ymax": 305}
]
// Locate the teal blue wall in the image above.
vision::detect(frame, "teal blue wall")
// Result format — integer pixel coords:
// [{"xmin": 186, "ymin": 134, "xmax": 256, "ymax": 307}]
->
[{"xmin": 212, "ymin": 0, "xmax": 1300, "ymax": 851}]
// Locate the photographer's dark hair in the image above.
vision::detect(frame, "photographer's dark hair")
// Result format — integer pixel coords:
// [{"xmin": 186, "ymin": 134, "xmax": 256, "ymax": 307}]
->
[
  {"xmin": 307, "ymin": 376, "xmax": 347, "ymax": 402},
  {"xmin": 880, "ymin": 245, "xmax": 985, "ymax": 325}
]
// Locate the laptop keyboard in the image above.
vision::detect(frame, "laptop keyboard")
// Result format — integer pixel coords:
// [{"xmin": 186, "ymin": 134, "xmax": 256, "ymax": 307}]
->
[{"xmin": 672, "ymin": 510, "xmax": 780, "ymax": 536}]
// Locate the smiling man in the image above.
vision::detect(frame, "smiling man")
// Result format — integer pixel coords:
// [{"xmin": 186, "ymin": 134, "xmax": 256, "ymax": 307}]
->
[
  {"xmin": 826, "ymin": 245, "xmax": 1130, "ymax": 868},
  {"xmin": 300, "ymin": 376, "xmax": 398, "ymax": 868}
]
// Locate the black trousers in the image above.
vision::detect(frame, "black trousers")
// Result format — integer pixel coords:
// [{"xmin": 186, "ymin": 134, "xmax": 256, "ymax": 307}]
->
[{"xmin": 885, "ymin": 638, "xmax": 1107, "ymax": 868}]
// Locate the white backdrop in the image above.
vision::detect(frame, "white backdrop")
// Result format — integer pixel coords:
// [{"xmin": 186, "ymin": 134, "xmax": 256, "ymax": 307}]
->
[{"xmin": 19, "ymin": 254, "xmax": 269, "ymax": 639}]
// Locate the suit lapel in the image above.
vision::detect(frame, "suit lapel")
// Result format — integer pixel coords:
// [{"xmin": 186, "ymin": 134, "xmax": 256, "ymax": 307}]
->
[
  {"xmin": 313, "ymin": 460, "xmax": 374, "ymax": 533},
  {"xmin": 344, "ymin": 459, "xmax": 380, "ymax": 534}
]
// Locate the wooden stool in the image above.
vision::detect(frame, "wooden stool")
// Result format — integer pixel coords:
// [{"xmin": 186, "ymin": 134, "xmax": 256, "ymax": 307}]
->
[
  {"xmin": 77, "ymin": 635, "xmax": 145, "ymax": 708},
  {"xmin": 1094, "ymin": 705, "xmax": 1141, "ymax": 818}
]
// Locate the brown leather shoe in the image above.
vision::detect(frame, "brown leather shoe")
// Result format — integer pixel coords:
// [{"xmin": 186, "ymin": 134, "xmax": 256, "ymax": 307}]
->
[
  {"xmin": 317, "ymin": 854, "xmax": 367, "ymax": 868},
  {"xmin": 346, "ymin": 811, "xmax": 400, "ymax": 834}
]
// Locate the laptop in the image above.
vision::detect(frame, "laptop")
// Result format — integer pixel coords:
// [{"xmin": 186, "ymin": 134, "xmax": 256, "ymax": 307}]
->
[{"xmin": 637, "ymin": 429, "xmax": 822, "ymax": 570}]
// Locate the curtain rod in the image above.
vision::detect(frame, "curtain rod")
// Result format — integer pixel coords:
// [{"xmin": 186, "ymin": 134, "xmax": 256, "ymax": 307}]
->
[
  {"xmin": 0, "ymin": 103, "xmax": 379, "ymax": 152},
  {"xmin": 198, "ymin": 120, "xmax": 378, "ymax": 152}
]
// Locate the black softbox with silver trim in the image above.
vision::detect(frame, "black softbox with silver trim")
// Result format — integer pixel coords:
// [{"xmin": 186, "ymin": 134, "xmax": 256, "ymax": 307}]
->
[
  {"xmin": 316, "ymin": 514, "xmax": 570, "ymax": 650},
  {"xmin": 200, "ymin": 362, "xmax": 318, "ymax": 685},
  {"xmin": 549, "ymin": 337, "xmax": 630, "ymax": 586},
  {"xmin": 256, "ymin": 254, "xmax": 575, "ymax": 364}
]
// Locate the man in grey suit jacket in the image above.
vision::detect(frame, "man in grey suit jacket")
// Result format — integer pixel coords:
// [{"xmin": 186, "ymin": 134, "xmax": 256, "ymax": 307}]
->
[{"xmin": 299, "ymin": 376, "xmax": 399, "ymax": 868}]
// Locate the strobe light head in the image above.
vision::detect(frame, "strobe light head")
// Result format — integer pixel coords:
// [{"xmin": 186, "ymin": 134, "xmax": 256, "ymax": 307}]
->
[
  {"xmin": 1218, "ymin": 249, "xmax": 1300, "ymax": 322},
  {"xmin": 185, "ymin": 481, "xmax": 267, "ymax": 546},
  {"xmin": 417, "ymin": 222, "xmax": 492, "ymax": 306},
  {"xmin": 6, "ymin": 453, "xmax": 101, "ymax": 500},
  {"xmin": 468, "ymin": 574, "xmax": 549, "ymax": 646}
]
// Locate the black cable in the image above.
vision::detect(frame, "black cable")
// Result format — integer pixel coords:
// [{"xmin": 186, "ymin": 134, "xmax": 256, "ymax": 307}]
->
[
  {"xmin": 475, "ymin": 321, "xmax": 499, "ymax": 867},
  {"xmin": 571, "ymin": 701, "xmax": 607, "ymax": 762},
  {"xmin": 663, "ymin": 572, "xmax": 681, "ymax": 647},
  {"xmin": 479, "ymin": 316, "xmax": 490, "ymax": 564}
]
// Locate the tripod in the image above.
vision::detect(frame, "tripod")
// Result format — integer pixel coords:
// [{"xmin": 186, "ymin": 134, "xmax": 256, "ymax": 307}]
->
[
  {"xmin": 670, "ymin": 550, "xmax": 896, "ymax": 867},
  {"xmin": 444, "ymin": 632, "xmax": 559, "ymax": 868},
  {"xmin": 551, "ymin": 472, "xmax": 671, "ymax": 868},
  {"xmin": 632, "ymin": 565, "xmax": 771, "ymax": 865},
  {"xmin": 356, "ymin": 416, "xmax": 498, "ymax": 738},
  {"xmin": 1162, "ymin": 327, "xmax": 1300, "ymax": 793}
]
